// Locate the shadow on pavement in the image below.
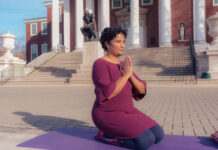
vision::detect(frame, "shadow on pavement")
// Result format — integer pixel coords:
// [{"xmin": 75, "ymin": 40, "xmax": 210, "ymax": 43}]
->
[{"xmin": 13, "ymin": 111, "xmax": 96, "ymax": 131}]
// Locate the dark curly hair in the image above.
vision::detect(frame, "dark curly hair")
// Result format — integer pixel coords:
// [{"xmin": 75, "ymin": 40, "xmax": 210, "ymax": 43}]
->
[{"xmin": 100, "ymin": 26, "xmax": 127, "ymax": 52}]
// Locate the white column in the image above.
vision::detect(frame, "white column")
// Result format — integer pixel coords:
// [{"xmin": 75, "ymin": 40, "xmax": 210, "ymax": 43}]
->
[
  {"xmin": 98, "ymin": 0, "xmax": 110, "ymax": 33},
  {"xmin": 193, "ymin": 0, "xmax": 208, "ymax": 50},
  {"xmin": 158, "ymin": 0, "xmax": 172, "ymax": 47},
  {"xmin": 52, "ymin": 0, "xmax": 60, "ymax": 51},
  {"xmin": 75, "ymin": 0, "xmax": 84, "ymax": 50},
  {"xmin": 64, "ymin": 0, "xmax": 70, "ymax": 52},
  {"xmin": 129, "ymin": 0, "xmax": 140, "ymax": 48},
  {"xmin": 86, "ymin": 0, "xmax": 94, "ymax": 13}
]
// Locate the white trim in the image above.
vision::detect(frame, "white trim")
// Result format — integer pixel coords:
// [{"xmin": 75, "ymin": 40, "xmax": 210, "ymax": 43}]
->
[
  {"xmin": 31, "ymin": 23, "xmax": 37, "ymax": 36},
  {"xmin": 213, "ymin": 0, "xmax": 218, "ymax": 6},
  {"xmin": 43, "ymin": 0, "xmax": 64, "ymax": 7},
  {"xmin": 41, "ymin": 22, "xmax": 48, "ymax": 35},
  {"xmin": 141, "ymin": 0, "xmax": 153, "ymax": 6},
  {"xmin": 41, "ymin": 43, "xmax": 48, "ymax": 53},
  {"xmin": 112, "ymin": 0, "xmax": 122, "ymax": 9},
  {"xmin": 31, "ymin": 44, "xmax": 38, "ymax": 60},
  {"xmin": 24, "ymin": 17, "xmax": 47, "ymax": 24}
]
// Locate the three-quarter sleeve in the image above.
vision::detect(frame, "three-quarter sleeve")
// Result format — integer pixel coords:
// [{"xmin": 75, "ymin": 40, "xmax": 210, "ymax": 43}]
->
[
  {"xmin": 92, "ymin": 60, "xmax": 116, "ymax": 104},
  {"xmin": 132, "ymin": 72, "xmax": 147, "ymax": 101}
]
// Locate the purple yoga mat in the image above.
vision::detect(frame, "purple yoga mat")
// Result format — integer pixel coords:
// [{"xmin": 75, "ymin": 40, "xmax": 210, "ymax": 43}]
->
[{"xmin": 17, "ymin": 128, "xmax": 218, "ymax": 150}]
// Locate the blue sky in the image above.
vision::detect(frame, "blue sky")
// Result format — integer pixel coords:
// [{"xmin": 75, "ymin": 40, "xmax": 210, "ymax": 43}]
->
[{"xmin": 0, "ymin": 0, "xmax": 48, "ymax": 39}]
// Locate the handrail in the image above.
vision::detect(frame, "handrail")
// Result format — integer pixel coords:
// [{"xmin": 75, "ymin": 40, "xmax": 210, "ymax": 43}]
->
[{"xmin": 189, "ymin": 35, "xmax": 198, "ymax": 84}]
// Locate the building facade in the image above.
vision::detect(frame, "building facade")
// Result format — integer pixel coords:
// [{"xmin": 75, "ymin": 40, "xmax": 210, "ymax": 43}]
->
[{"xmin": 24, "ymin": 0, "xmax": 218, "ymax": 63}]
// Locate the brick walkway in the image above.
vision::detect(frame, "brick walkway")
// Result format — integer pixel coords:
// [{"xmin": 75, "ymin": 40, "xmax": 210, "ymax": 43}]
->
[{"xmin": 0, "ymin": 85, "xmax": 217, "ymax": 149}]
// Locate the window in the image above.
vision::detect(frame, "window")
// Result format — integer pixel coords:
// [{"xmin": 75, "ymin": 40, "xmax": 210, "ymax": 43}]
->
[
  {"xmin": 41, "ymin": 44, "xmax": 48, "ymax": 53},
  {"xmin": 214, "ymin": 0, "xmax": 218, "ymax": 6},
  {"xmin": 59, "ymin": 6, "xmax": 62, "ymax": 22},
  {"xmin": 142, "ymin": 0, "xmax": 153, "ymax": 6},
  {"xmin": 31, "ymin": 23, "xmax": 37, "ymax": 35},
  {"xmin": 31, "ymin": 44, "xmax": 38, "ymax": 60},
  {"xmin": 112, "ymin": 0, "xmax": 122, "ymax": 9},
  {"xmin": 121, "ymin": 20, "xmax": 129, "ymax": 29},
  {"xmin": 41, "ymin": 22, "xmax": 47, "ymax": 34},
  {"xmin": 59, "ymin": 34, "xmax": 62, "ymax": 45}
]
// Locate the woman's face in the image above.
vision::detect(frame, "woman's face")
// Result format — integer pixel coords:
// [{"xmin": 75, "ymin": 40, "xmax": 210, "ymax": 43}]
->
[{"xmin": 106, "ymin": 33, "xmax": 126, "ymax": 57}]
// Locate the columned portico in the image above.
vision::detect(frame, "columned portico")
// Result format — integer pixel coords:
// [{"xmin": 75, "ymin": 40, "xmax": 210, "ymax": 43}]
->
[
  {"xmin": 52, "ymin": 0, "xmax": 60, "ymax": 51},
  {"xmin": 193, "ymin": 0, "xmax": 208, "ymax": 50},
  {"xmin": 158, "ymin": 0, "xmax": 172, "ymax": 47},
  {"xmin": 64, "ymin": 0, "xmax": 70, "ymax": 52},
  {"xmin": 129, "ymin": 0, "xmax": 140, "ymax": 48}
]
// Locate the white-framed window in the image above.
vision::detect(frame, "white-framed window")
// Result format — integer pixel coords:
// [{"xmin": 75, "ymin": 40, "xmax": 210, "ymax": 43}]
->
[
  {"xmin": 31, "ymin": 44, "xmax": 38, "ymax": 60},
  {"xmin": 213, "ymin": 0, "xmax": 218, "ymax": 6},
  {"xmin": 59, "ymin": 6, "xmax": 62, "ymax": 22},
  {"xmin": 59, "ymin": 34, "xmax": 63, "ymax": 45},
  {"xmin": 141, "ymin": 0, "xmax": 153, "ymax": 6},
  {"xmin": 31, "ymin": 23, "xmax": 37, "ymax": 35},
  {"xmin": 112, "ymin": 0, "xmax": 122, "ymax": 9},
  {"xmin": 41, "ymin": 44, "xmax": 48, "ymax": 53},
  {"xmin": 41, "ymin": 22, "xmax": 48, "ymax": 35},
  {"xmin": 121, "ymin": 20, "xmax": 129, "ymax": 29}
]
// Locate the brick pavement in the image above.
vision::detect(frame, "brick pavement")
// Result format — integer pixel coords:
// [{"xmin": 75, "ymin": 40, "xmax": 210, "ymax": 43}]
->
[{"xmin": 0, "ymin": 85, "xmax": 217, "ymax": 149}]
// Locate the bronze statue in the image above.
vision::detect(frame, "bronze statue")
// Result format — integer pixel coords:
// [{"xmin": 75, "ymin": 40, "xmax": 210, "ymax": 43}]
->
[{"xmin": 80, "ymin": 9, "xmax": 97, "ymax": 42}]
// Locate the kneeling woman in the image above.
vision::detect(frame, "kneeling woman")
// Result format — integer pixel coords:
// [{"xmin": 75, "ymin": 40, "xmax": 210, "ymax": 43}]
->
[{"xmin": 91, "ymin": 26, "xmax": 164, "ymax": 150}]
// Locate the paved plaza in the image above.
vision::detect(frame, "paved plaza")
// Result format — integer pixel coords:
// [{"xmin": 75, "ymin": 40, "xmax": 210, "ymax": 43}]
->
[{"xmin": 0, "ymin": 84, "xmax": 217, "ymax": 149}]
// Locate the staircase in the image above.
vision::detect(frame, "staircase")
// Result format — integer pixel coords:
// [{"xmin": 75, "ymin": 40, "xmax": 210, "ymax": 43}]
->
[
  {"xmin": 120, "ymin": 47, "xmax": 195, "ymax": 85},
  {"xmin": 4, "ymin": 46, "xmax": 195, "ymax": 86},
  {"xmin": 5, "ymin": 52, "xmax": 82, "ymax": 85}
]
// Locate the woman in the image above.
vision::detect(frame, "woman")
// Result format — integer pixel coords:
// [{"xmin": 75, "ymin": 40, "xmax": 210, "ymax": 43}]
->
[{"xmin": 91, "ymin": 26, "xmax": 164, "ymax": 150}]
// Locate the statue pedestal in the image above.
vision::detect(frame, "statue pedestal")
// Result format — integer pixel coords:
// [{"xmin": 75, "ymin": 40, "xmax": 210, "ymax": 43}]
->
[
  {"xmin": 70, "ymin": 42, "xmax": 104, "ymax": 83},
  {"xmin": 197, "ymin": 50, "xmax": 218, "ymax": 79},
  {"xmin": 80, "ymin": 41, "xmax": 104, "ymax": 71}
]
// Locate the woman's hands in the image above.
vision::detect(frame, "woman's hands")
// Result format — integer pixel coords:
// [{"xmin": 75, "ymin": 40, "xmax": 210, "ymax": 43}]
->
[{"xmin": 123, "ymin": 56, "xmax": 133, "ymax": 78}]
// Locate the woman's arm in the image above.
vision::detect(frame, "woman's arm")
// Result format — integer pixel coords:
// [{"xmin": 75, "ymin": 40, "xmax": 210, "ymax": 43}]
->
[
  {"xmin": 107, "ymin": 73, "xmax": 129, "ymax": 99},
  {"xmin": 127, "ymin": 56, "xmax": 146, "ymax": 94},
  {"xmin": 129, "ymin": 74, "xmax": 146, "ymax": 94},
  {"xmin": 107, "ymin": 56, "xmax": 133, "ymax": 100}
]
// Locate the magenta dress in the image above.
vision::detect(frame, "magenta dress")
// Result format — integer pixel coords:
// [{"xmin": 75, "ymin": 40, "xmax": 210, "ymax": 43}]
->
[{"xmin": 91, "ymin": 58, "xmax": 158, "ymax": 140}]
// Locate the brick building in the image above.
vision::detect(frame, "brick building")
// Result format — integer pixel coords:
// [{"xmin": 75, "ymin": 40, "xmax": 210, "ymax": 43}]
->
[{"xmin": 24, "ymin": 0, "xmax": 218, "ymax": 63}]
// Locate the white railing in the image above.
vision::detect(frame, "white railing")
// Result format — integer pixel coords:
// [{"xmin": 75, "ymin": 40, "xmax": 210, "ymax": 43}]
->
[
  {"xmin": 0, "ymin": 65, "xmax": 13, "ymax": 82},
  {"xmin": 27, "ymin": 51, "xmax": 57, "ymax": 68},
  {"xmin": 0, "ymin": 47, "xmax": 63, "ymax": 83}
]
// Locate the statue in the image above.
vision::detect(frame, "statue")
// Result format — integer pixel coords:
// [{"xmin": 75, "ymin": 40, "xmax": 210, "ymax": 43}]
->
[
  {"xmin": 80, "ymin": 9, "xmax": 97, "ymax": 42},
  {"xmin": 179, "ymin": 23, "xmax": 185, "ymax": 41}
]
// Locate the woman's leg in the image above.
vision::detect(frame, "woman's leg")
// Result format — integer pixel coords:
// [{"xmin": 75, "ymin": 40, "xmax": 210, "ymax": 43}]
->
[
  {"xmin": 149, "ymin": 125, "xmax": 164, "ymax": 144},
  {"xmin": 118, "ymin": 129, "xmax": 155, "ymax": 150}
]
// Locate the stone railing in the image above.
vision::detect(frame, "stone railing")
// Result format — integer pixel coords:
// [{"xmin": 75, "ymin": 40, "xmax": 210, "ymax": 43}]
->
[
  {"xmin": 0, "ymin": 65, "xmax": 13, "ymax": 82},
  {"xmin": 0, "ymin": 51, "xmax": 58, "ymax": 83},
  {"xmin": 27, "ymin": 51, "xmax": 57, "ymax": 67},
  {"xmin": 24, "ymin": 51, "xmax": 58, "ymax": 76}
]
